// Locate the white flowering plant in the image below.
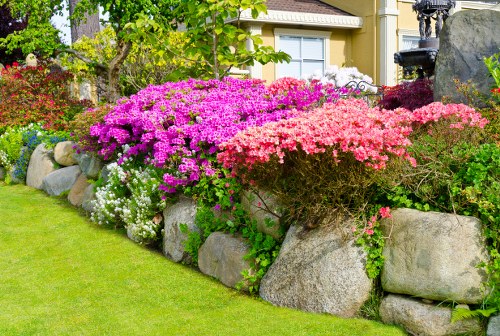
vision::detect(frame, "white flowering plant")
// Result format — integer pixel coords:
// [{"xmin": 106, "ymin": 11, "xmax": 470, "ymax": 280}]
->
[
  {"xmin": 91, "ymin": 154, "xmax": 168, "ymax": 245},
  {"xmin": 306, "ymin": 65, "xmax": 377, "ymax": 93}
]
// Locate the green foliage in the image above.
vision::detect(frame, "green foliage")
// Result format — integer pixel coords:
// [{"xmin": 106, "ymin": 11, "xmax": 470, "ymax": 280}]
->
[
  {"xmin": 181, "ymin": 201, "xmax": 281, "ymax": 293},
  {"xmin": 355, "ymin": 224, "xmax": 385, "ymax": 280},
  {"xmin": 127, "ymin": 2, "xmax": 291, "ymax": 80},
  {"xmin": 59, "ymin": 26, "xmax": 189, "ymax": 96},
  {"xmin": 69, "ymin": 104, "xmax": 113, "ymax": 154},
  {"xmin": 0, "ymin": 0, "xmax": 62, "ymax": 56},
  {"xmin": 0, "ymin": 124, "xmax": 70, "ymax": 183},
  {"xmin": 451, "ymin": 307, "xmax": 497, "ymax": 323},
  {"xmin": 239, "ymin": 215, "xmax": 281, "ymax": 294},
  {"xmin": 184, "ymin": 166, "xmax": 241, "ymax": 210},
  {"xmin": 484, "ymin": 51, "xmax": 500, "ymax": 89}
]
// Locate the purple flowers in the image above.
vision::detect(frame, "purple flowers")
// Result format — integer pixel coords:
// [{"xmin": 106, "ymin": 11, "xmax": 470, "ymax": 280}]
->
[{"xmin": 91, "ymin": 77, "xmax": 343, "ymax": 192}]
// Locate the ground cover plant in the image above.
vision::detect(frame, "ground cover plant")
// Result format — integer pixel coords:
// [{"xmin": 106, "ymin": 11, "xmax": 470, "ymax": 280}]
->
[
  {"xmin": 0, "ymin": 183, "xmax": 405, "ymax": 335},
  {"xmin": 0, "ymin": 123, "xmax": 70, "ymax": 183}
]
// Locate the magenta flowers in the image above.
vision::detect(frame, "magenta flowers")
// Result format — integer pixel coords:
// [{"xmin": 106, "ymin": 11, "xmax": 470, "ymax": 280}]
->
[{"xmin": 90, "ymin": 77, "xmax": 343, "ymax": 192}]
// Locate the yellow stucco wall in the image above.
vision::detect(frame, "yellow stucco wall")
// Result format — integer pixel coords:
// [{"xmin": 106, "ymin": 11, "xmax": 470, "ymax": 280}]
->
[
  {"xmin": 259, "ymin": 24, "xmax": 352, "ymax": 84},
  {"xmin": 261, "ymin": 25, "xmax": 275, "ymax": 84}
]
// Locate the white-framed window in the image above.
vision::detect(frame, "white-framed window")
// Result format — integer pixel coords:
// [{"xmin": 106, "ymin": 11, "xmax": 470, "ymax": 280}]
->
[
  {"xmin": 274, "ymin": 28, "xmax": 331, "ymax": 79},
  {"xmin": 398, "ymin": 29, "xmax": 420, "ymax": 51},
  {"xmin": 402, "ymin": 35, "xmax": 420, "ymax": 50}
]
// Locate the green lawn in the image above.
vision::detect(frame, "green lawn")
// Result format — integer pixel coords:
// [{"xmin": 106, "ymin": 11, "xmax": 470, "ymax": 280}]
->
[{"xmin": 0, "ymin": 183, "xmax": 406, "ymax": 335}]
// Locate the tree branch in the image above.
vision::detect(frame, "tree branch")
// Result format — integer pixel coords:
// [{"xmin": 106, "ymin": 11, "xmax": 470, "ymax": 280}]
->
[{"xmin": 54, "ymin": 48, "xmax": 109, "ymax": 75}]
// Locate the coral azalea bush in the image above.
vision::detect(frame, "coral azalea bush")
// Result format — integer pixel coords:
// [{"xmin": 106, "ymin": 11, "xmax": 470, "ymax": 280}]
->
[{"xmin": 218, "ymin": 98, "xmax": 488, "ymax": 226}]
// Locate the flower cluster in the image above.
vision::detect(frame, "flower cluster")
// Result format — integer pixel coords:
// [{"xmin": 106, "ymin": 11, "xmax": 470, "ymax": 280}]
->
[
  {"xmin": 91, "ymin": 156, "xmax": 167, "ymax": 244},
  {"xmin": 411, "ymin": 102, "xmax": 489, "ymax": 129},
  {"xmin": 218, "ymin": 98, "xmax": 415, "ymax": 171},
  {"xmin": 91, "ymin": 77, "xmax": 342, "ymax": 193},
  {"xmin": 306, "ymin": 65, "xmax": 376, "ymax": 93},
  {"xmin": 219, "ymin": 99, "xmax": 488, "ymax": 173},
  {"xmin": 267, "ymin": 77, "xmax": 306, "ymax": 95}
]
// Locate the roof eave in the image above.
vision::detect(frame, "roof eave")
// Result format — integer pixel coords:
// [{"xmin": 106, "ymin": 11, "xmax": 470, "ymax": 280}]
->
[{"xmin": 228, "ymin": 9, "xmax": 363, "ymax": 29}]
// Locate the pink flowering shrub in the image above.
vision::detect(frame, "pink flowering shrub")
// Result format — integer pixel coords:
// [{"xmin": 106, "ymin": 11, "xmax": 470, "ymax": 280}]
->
[
  {"xmin": 267, "ymin": 77, "xmax": 306, "ymax": 95},
  {"xmin": 217, "ymin": 98, "xmax": 488, "ymax": 227},
  {"xmin": 218, "ymin": 98, "xmax": 415, "ymax": 171},
  {"xmin": 90, "ymin": 77, "xmax": 345, "ymax": 193}
]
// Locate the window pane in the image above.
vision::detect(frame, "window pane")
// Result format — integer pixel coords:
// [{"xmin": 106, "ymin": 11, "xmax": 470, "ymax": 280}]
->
[
  {"xmin": 302, "ymin": 37, "xmax": 324, "ymax": 60},
  {"xmin": 279, "ymin": 36, "xmax": 301, "ymax": 59},
  {"xmin": 279, "ymin": 61, "xmax": 301, "ymax": 79},
  {"xmin": 302, "ymin": 60, "xmax": 324, "ymax": 78},
  {"xmin": 402, "ymin": 36, "xmax": 419, "ymax": 50}
]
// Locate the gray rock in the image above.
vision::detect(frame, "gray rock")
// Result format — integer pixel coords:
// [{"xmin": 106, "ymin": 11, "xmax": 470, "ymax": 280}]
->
[
  {"xmin": 380, "ymin": 294, "xmax": 483, "ymax": 336},
  {"xmin": 198, "ymin": 232, "xmax": 252, "ymax": 290},
  {"xmin": 434, "ymin": 9, "xmax": 500, "ymax": 104},
  {"xmin": 81, "ymin": 184, "xmax": 96, "ymax": 213},
  {"xmin": 75, "ymin": 152, "xmax": 103, "ymax": 179},
  {"xmin": 68, "ymin": 173, "xmax": 90, "ymax": 206},
  {"xmin": 53, "ymin": 141, "xmax": 77, "ymax": 167},
  {"xmin": 42, "ymin": 166, "xmax": 81, "ymax": 196},
  {"xmin": 26, "ymin": 144, "xmax": 57, "ymax": 189},
  {"xmin": 100, "ymin": 164, "xmax": 112, "ymax": 184},
  {"xmin": 381, "ymin": 208, "xmax": 489, "ymax": 304},
  {"xmin": 163, "ymin": 197, "xmax": 200, "ymax": 263},
  {"xmin": 259, "ymin": 223, "xmax": 372, "ymax": 318},
  {"xmin": 241, "ymin": 189, "xmax": 283, "ymax": 240},
  {"xmin": 488, "ymin": 315, "xmax": 500, "ymax": 336}
]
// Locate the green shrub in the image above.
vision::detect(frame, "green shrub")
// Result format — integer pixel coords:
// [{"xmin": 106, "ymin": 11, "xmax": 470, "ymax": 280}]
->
[{"xmin": 69, "ymin": 104, "xmax": 112, "ymax": 154}]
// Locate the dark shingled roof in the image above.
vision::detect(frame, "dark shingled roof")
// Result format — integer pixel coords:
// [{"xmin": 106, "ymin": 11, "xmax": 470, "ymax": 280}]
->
[{"xmin": 265, "ymin": 0, "xmax": 353, "ymax": 16}]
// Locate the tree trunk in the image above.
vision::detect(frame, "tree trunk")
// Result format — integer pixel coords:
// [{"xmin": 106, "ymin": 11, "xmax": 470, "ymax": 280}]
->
[
  {"xmin": 68, "ymin": 0, "xmax": 100, "ymax": 44},
  {"xmin": 107, "ymin": 40, "xmax": 132, "ymax": 102}
]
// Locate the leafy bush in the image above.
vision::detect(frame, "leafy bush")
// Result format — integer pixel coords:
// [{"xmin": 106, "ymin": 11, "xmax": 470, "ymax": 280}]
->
[
  {"xmin": 69, "ymin": 104, "xmax": 113, "ymax": 154},
  {"xmin": 0, "ymin": 61, "xmax": 93, "ymax": 132},
  {"xmin": 218, "ymin": 98, "xmax": 415, "ymax": 227},
  {"xmin": 59, "ymin": 26, "xmax": 191, "ymax": 97},
  {"xmin": 378, "ymin": 78, "xmax": 434, "ymax": 111}
]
